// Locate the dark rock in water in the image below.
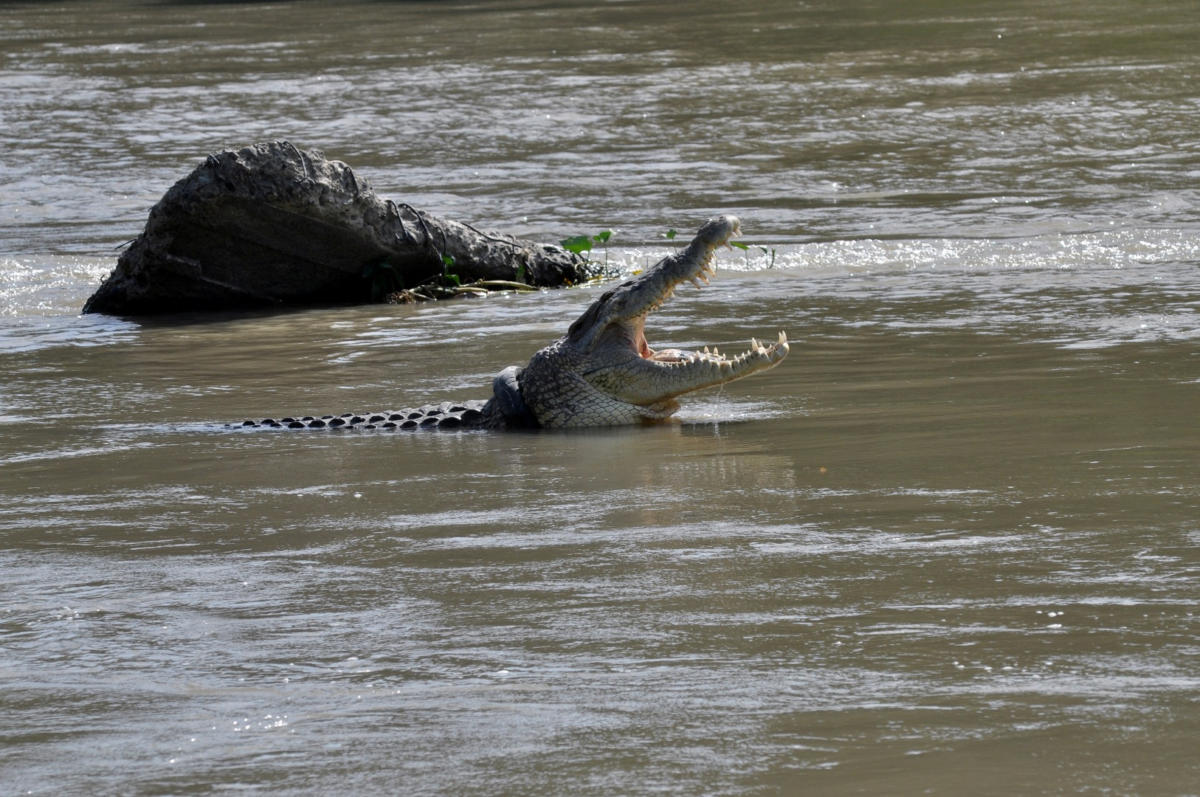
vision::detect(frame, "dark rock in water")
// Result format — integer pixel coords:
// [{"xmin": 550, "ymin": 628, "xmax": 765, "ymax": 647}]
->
[{"xmin": 82, "ymin": 140, "xmax": 594, "ymax": 315}]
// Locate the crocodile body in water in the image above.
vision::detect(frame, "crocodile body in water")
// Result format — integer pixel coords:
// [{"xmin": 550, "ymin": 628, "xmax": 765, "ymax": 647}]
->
[{"xmin": 238, "ymin": 216, "xmax": 789, "ymax": 431}]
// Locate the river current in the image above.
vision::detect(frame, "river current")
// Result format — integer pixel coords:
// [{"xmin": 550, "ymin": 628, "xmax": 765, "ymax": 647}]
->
[{"xmin": 1, "ymin": 1, "xmax": 1198, "ymax": 794}]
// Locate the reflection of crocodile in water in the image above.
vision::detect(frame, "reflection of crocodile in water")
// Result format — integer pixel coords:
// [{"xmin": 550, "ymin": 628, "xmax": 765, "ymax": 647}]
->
[{"xmin": 238, "ymin": 216, "xmax": 789, "ymax": 431}]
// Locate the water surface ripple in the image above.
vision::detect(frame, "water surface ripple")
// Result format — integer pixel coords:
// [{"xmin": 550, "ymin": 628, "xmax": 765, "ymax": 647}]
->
[{"xmin": 1, "ymin": 1, "xmax": 1198, "ymax": 794}]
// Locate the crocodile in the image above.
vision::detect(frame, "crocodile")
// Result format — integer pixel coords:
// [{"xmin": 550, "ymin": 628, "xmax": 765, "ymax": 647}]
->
[{"xmin": 237, "ymin": 215, "xmax": 789, "ymax": 431}]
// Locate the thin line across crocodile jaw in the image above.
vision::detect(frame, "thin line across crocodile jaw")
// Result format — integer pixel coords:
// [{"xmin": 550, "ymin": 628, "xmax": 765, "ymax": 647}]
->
[{"xmin": 520, "ymin": 215, "xmax": 790, "ymax": 428}]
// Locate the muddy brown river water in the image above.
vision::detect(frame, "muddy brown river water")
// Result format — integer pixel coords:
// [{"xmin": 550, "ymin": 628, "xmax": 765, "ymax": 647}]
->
[{"xmin": 2, "ymin": 1, "xmax": 1198, "ymax": 794}]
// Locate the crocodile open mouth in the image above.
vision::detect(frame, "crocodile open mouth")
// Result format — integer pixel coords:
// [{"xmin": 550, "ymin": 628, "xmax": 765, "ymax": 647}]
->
[
  {"xmin": 629, "ymin": 229, "xmax": 789, "ymax": 372},
  {"xmin": 552, "ymin": 214, "xmax": 790, "ymax": 423},
  {"xmin": 642, "ymin": 329, "xmax": 791, "ymax": 368},
  {"xmin": 630, "ymin": 311, "xmax": 789, "ymax": 370}
]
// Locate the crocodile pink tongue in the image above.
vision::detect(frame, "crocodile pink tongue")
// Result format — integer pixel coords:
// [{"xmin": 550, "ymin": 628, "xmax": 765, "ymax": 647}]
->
[{"xmin": 634, "ymin": 319, "xmax": 688, "ymax": 361}]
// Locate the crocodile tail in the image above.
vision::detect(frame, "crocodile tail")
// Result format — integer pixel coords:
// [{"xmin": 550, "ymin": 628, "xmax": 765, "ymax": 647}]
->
[{"xmin": 235, "ymin": 400, "xmax": 492, "ymax": 431}]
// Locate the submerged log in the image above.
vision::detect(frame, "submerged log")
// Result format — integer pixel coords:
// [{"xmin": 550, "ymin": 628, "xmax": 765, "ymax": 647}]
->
[{"xmin": 82, "ymin": 141, "xmax": 595, "ymax": 315}]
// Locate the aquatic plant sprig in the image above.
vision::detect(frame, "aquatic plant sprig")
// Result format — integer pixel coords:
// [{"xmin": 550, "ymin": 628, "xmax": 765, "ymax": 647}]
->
[
  {"xmin": 441, "ymin": 253, "xmax": 461, "ymax": 286},
  {"xmin": 560, "ymin": 229, "xmax": 615, "ymax": 268},
  {"xmin": 728, "ymin": 239, "xmax": 777, "ymax": 269}
]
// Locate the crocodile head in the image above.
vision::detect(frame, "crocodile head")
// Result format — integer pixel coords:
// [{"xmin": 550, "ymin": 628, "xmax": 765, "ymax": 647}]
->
[{"xmin": 518, "ymin": 215, "xmax": 790, "ymax": 428}]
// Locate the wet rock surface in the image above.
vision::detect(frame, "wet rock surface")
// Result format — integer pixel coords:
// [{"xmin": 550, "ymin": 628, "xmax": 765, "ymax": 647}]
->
[{"xmin": 82, "ymin": 141, "xmax": 593, "ymax": 315}]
